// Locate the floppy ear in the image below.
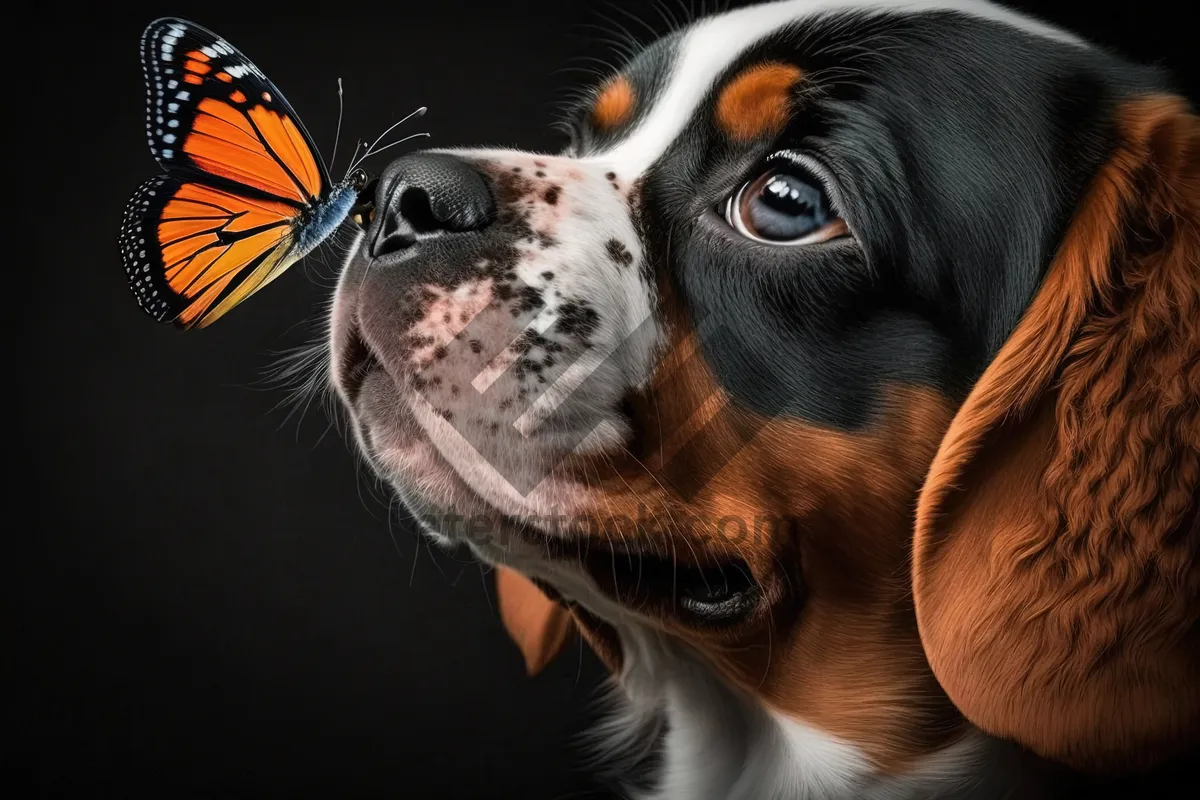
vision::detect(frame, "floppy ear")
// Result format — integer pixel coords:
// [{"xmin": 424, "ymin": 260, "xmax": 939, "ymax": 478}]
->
[
  {"xmin": 913, "ymin": 95, "xmax": 1199, "ymax": 774},
  {"xmin": 495, "ymin": 566, "xmax": 574, "ymax": 676}
]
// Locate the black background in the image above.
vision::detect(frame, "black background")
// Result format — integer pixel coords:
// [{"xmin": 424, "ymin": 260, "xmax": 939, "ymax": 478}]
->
[{"xmin": 12, "ymin": 1, "xmax": 1194, "ymax": 797}]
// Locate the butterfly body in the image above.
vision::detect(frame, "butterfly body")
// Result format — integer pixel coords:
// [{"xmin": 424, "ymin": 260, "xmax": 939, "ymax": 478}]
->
[
  {"xmin": 121, "ymin": 18, "xmax": 370, "ymax": 329},
  {"xmin": 292, "ymin": 179, "xmax": 362, "ymax": 258}
]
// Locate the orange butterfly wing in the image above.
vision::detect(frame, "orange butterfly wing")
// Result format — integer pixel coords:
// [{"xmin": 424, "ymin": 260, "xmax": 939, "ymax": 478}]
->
[
  {"xmin": 122, "ymin": 18, "xmax": 336, "ymax": 328},
  {"xmin": 122, "ymin": 176, "xmax": 300, "ymax": 329},
  {"xmin": 183, "ymin": 95, "xmax": 323, "ymax": 205}
]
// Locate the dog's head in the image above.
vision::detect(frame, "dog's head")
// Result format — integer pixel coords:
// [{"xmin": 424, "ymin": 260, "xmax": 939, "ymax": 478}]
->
[{"xmin": 330, "ymin": 0, "xmax": 1198, "ymax": 776}]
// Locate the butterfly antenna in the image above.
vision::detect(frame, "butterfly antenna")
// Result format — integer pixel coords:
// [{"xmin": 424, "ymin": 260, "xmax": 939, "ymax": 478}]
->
[
  {"xmin": 356, "ymin": 132, "xmax": 431, "ymax": 162},
  {"xmin": 348, "ymin": 106, "xmax": 428, "ymax": 173},
  {"xmin": 330, "ymin": 78, "xmax": 346, "ymax": 175},
  {"xmin": 347, "ymin": 138, "xmax": 366, "ymax": 177}
]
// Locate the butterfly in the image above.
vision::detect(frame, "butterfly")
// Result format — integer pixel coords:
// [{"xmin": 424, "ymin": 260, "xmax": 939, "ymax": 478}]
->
[{"xmin": 120, "ymin": 18, "xmax": 381, "ymax": 330}]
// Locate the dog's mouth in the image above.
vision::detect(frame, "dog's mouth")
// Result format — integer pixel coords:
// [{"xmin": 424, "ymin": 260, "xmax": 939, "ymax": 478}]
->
[{"xmin": 534, "ymin": 531, "xmax": 763, "ymax": 629}]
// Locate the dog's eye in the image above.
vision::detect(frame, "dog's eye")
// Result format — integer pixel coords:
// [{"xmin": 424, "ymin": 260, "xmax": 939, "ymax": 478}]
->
[{"xmin": 723, "ymin": 158, "xmax": 848, "ymax": 245}]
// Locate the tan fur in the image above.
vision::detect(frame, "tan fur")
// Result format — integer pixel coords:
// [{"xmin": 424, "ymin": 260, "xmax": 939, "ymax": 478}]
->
[
  {"xmin": 715, "ymin": 62, "xmax": 804, "ymax": 142},
  {"xmin": 913, "ymin": 96, "xmax": 1200, "ymax": 773},
  {"xmin": 495, "ymin": 566, "xmax": 574, "ymax": 676},
  {"xmin": 592, "ymin": 76, "xmax": 635, "ymax": 132}
]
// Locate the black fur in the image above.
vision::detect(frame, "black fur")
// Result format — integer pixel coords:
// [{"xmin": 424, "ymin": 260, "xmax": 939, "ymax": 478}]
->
[{"xmin": 581, "ymin": 11, "xmax": 1169, "ymax": 429}]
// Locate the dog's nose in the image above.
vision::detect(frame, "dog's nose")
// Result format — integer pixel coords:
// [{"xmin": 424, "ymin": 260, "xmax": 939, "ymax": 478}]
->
[{"xmin": 369, "ymin": 153, "xmax": 495, "ymax": 258}]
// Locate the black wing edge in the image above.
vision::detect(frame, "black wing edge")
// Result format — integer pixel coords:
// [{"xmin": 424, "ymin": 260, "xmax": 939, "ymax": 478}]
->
[{"xmin": 120, "ymin": 174, "xmax": 186, "ymax": 326}]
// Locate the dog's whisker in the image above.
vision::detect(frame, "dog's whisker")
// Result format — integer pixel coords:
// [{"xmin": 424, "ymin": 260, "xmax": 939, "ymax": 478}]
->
[
  {"xmin": 574, "ymin": 20, "xmax": 640, "ymax": 60},
  {"xmin": 565, "ymin": 54, "xmax": 623, "ymax": 73},
  {"xmin": 651, "ymin": 0, "xmax": 683, "ymax": 32},
  {"xmin": 603, "ymin": 0, "xmax": 664, "ymax": 41},
  {"xmin": 259, "ymin": 335, "xmax": 334, "ymax": 435}
]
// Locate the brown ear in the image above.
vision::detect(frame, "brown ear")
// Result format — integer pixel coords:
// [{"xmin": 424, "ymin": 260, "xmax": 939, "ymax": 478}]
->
[
  {"xmin": 914, "ymin": 95, "xmax": 1200, "ymax": 774},
  {"xmin": 495, "ymin": 566, "xmax": 574, "ymax": 676}
]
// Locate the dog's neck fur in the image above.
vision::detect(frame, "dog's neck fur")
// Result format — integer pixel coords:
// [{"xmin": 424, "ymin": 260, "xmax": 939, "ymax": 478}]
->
[
  {"xmin": 595, "ymin": 624, "xmax": 1044, "ymax": 800},
  {"xmin": 462, "ymin": 539, "xmax": 1043, "ymax": 799}
]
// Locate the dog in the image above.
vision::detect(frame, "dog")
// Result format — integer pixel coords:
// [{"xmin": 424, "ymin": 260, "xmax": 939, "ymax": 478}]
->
[{"xmin": 327, "ymin": 1, "xmax": 1199, "ymax": 796}]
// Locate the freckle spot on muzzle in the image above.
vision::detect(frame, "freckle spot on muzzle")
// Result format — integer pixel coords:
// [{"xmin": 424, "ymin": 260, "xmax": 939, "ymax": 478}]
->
[
  {"xmin": 557, "ymin": 300, "xmax": 601, "ymax": 341},
  {"xmin": 605, "ymin": 239, "xmax": 634, "ymax": 267}
]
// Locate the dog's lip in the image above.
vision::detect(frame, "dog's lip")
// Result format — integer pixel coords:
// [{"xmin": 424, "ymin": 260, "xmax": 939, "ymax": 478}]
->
[{"xmin": 338, "ymin": 320, "xmax": 383, "ymax": 406}]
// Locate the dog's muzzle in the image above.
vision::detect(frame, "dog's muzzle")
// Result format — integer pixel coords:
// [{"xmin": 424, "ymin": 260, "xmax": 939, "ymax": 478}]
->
[{"xmin": 330, "ymin": 147, "xmax": 657, "ymax": 527}]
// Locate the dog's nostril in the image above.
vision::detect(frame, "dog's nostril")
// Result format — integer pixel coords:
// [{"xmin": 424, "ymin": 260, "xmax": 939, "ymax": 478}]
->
[
  {"xmin": 398, "ymin": 188, "xmax": 442, "ymax": 234},
  {"xmin": 373, "ymin": 205, "xmax": 417, "ymax": 258}
]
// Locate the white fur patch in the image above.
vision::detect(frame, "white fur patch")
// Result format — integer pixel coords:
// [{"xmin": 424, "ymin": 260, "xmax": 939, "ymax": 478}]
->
[{"xmin": 609, "ymin": 627, "xmax": 1042, "ymax": 799}]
